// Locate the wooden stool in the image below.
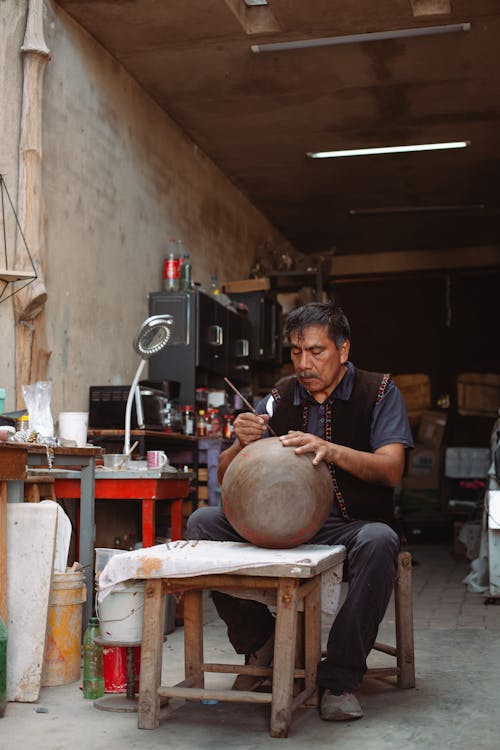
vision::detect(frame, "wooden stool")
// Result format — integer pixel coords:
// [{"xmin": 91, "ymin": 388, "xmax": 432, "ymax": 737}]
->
[
  {"xmin": 137, "ymin": 545, "xmax": 345, "ymax": 738},
  {"xmin": 366, "ymin": 550, "xmax": 415, "ymax": 688},
  {"xmin": 24, "ymin": 474, "xmax": 56, "ymax": 503}
]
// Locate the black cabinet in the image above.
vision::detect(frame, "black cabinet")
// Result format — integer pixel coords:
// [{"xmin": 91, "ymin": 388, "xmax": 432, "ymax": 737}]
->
[
  {"xmin": 148, "ymin": 290, "xmax": 251, "ymax": 405},
  {"xmin": 228, "ymin": 291, "xmax": 282, "ymax": 364}
]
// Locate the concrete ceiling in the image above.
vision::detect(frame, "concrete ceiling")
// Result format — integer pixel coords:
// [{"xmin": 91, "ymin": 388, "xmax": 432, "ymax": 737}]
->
[{"xmin": 56, "ymin": 0, "xmax": 500, "ymax": 258}]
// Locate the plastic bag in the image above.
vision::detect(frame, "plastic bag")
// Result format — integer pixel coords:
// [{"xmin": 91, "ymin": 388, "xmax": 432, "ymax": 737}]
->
[{"xmin": 22, "ymin": 380, "xmax": 54, "ymax": 437}]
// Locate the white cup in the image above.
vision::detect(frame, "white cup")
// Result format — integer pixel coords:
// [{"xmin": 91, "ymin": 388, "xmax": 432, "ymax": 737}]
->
[
  {"xmin": 58, "ymin": 411, "xmax": 89, "ymax": 447},
  {"xmin": 147, "ymin": 450, "xmax": 168, "ymax": 469}
]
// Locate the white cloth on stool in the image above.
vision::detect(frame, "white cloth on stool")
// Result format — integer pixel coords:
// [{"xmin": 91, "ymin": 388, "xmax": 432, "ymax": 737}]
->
[{"xmin": 97, "ymin": 540, "xmax": 344, "ymax": 615}]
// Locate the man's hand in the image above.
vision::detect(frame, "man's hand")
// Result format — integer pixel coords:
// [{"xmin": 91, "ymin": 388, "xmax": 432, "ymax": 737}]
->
[
  {"xmin": 280, "ymin": 430, "xmax": 404, "ymax": 486},
  {"xmin": 279, "ymin": 431, "xmax": 331, "ymax": 466},
  {"xmin": 233, "ymin": 412, "xmax": 270, "ymax": 447}
]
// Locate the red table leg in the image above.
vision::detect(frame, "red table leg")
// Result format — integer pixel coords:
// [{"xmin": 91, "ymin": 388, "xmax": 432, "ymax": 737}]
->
[
  {"xmin": 142, "ymin": 499, "xmax": 155, "ymax": 547},
  {"xmin": 170, "ymin": 498, "xmax": 183, "ymax": 541}
]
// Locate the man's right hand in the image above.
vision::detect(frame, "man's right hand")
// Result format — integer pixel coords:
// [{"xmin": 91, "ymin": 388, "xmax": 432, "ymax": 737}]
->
[{"xmin": 233, "ymin": 412, "xmax": 270, "ymax": 447}]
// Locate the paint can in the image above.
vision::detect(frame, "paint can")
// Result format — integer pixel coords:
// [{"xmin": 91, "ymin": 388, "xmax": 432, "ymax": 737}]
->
[
  {"xmin": 102, "ymin": 645, "xmax": 141, "ymax": 694},
  {"xmin": 42, "ymin": 570, "xmax": 86, "ymax": 686},
  {"xmin": 97, "ymin": 581, "xmax": 145, "ymax": 643},
  {"xmin": 58, "ymin": 412, "xmax": 88, "ymax": 447}
]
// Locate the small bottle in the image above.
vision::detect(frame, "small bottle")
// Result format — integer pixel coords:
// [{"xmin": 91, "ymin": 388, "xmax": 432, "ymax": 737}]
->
[
  {"xmin": 179, "ymin": 252, "xmax": 192, "ymax": 292},
  {"xmin": 163, "ymin": 238, "xmax": 180, "ymax": 292},
  {"xmin": 223, "ymin": 414, "xmax": 233, "ymax": 440},
  {"xmin": 197, "ymin": 409, "xmax": 208, "ymax": 437},
  {"xmin": 210, "ymin": 275, "xmax": 220, "ymax": 296},
  {"xmin": 82, "ymin": 617, "xmax": 105, "ymax": 699}
]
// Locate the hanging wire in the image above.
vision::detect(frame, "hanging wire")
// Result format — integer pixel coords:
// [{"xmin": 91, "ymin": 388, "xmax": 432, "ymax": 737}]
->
[{"xmin": 0, "ymin": 173, "xmax": 38, "ymax": 304}]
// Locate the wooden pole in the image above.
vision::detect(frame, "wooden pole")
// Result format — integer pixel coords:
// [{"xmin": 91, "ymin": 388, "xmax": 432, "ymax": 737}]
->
[{"xmin": 14, "ymin": 0, "xmax": 51, "ymax": 405}]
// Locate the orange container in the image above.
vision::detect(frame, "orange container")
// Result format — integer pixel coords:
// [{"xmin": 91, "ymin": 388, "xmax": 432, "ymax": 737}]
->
[{"xmin": 42, "ymin": 570, "xmax": 86, "ymax": 686}]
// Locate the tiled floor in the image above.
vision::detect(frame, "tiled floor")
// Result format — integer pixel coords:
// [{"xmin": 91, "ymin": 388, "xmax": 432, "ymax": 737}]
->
[{"xmin": 400, "ymin": 544, "xmax": 500, "ymax": 631}]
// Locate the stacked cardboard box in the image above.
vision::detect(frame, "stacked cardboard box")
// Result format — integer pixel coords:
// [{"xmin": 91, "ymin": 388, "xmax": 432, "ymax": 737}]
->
[{"xmin": 403, "ymin": 410, "xmax": 448, "ymax": 491}]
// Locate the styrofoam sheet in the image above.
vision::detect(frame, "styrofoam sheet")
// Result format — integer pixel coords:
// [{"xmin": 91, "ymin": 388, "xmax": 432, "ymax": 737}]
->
[{"xmin": 7, "ymin": 503, "xmax": 57, "ymax": 702}]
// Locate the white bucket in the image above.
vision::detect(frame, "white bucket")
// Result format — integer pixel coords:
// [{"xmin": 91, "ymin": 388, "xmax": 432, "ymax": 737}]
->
[
  {"xmin": 97, "ymin": 581, "xmax": 145, "ymax": 643},
  {"xmin": 58, "ymin": 411, "xmax": 88, "ymax": 447}
]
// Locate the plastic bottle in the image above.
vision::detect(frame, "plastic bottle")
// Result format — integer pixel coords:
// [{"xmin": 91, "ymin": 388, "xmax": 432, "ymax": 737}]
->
[
  {"xmin": 0, "ymin": 617, "xmax": 7, "ymax": 717},
  {"xmin": 82, "ymin": 616, "xmax": 105, "ymax": 699},
  {"xmin": 179, "ymin": 252, "xmax": 192, "ymax": 292},
  {"xmin": 163, "ymin": 238, "xmax": 180, "ymax": 292}
]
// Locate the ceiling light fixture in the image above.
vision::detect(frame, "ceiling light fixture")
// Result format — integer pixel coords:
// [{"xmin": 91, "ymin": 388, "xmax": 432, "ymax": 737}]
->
[
  {"xmin": 251, "ymin": 22, "xmax": 470, "ymax": 53},
  {"xmin": 349, "ymin": 204, "xmax": 485, "ymax": 216},
  {"xmin": 307, "ymin": 141, "xmax": 470, "ymax": 159}
]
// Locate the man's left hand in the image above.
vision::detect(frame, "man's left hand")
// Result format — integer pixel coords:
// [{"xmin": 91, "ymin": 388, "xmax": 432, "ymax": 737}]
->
[{"xmin": 279, "ymin": 431, "xmax": 332, "ymax": 466}]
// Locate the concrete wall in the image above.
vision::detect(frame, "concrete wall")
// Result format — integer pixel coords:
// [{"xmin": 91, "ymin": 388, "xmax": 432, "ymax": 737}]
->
[{"xmin": 0, "ymin": 0, "xmax": 292, "ymax": 418}]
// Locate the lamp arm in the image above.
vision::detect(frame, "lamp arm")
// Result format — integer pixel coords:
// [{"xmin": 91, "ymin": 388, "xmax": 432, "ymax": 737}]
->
[{"xmin": 124, "ymin": 358, "xmax": 146, "ymax": 454}]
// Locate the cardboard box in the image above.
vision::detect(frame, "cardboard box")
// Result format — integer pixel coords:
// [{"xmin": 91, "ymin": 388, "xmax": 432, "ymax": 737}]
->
[
  {"xmin": 223, "ymin": 277, "xmax": 270, "ymax": 294},
  {"xmin": 393, "ymin": 373, "xmax": 431, "ymax": 420},
  {"xmin": 417, "ymin": 410, "xmax": 448, "ymax": 448},
  {"xmin": 403, "ymin": 444, "xmax": 442, "ymax": 489},
  {"xmin": 457, "ymin": 373, "xmax": 500, "ymax": 417}
]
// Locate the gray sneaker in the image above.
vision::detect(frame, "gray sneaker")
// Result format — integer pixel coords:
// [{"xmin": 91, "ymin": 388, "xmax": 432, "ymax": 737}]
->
[
  {"xmin": 320, "ymin": 689, "xmax": 364, "ymax": 721},
  {"xmin": 232, "ymin": 634, "xmax": 274, "ymax": 691}
]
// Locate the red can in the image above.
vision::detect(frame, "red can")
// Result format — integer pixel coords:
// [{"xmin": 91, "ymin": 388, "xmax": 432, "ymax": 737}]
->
[{"xmin": 102, "ymin": 645, "xmax": 141, "ymax": 693}]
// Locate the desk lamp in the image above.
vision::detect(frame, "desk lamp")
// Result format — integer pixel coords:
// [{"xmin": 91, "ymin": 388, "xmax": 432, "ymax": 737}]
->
[{"xmin": 123, "ymin": 314, "xmax": 174, "ymax": 455}]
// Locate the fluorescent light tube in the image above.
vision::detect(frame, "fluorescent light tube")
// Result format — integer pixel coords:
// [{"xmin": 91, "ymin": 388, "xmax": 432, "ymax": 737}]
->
[
  {"xmin": 349, "ymin": 204, "xmax": 485, "ymax": 216},
  {"xmin": 307, "ymin": 141, "xmax": 470, "ymax": 159},
  {"xmin": 251, "ymin": 23, "xmax": 470, "ymax": 53}
]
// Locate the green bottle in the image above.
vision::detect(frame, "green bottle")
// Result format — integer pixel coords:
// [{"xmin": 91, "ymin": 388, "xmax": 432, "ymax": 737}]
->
[
  {"xmin": 0, "ymin": 617, "xmax": 7, "ymax": 717},
  {"xmin": 82, "ymin": 617, "xmax": 104, "ymax": 699}
]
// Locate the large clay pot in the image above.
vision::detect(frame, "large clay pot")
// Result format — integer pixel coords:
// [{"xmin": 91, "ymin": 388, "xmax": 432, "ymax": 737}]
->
[{"xmin": 221, "ymin": 436, "xmax": 332, "ymax": 549}]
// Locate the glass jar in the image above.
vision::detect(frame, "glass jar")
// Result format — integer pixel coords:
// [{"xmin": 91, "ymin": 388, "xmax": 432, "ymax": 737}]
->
[{"xmin": 182, "ymin": 405, "xmax": 195, "ymax": 436}]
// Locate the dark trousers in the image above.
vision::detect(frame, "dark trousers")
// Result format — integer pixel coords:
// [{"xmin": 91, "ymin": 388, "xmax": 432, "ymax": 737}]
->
[{"xmin": 186, "ymin": 507, "xmax": 400, "ymax": 693}]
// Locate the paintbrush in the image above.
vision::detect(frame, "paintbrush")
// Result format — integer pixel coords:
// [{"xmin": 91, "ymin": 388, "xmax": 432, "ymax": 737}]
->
[{"xmin": 223, "ymin": 377, "xmax": 278, "ymax": 437}]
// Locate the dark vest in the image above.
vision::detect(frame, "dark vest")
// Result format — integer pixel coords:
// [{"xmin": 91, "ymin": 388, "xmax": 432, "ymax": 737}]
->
[{"xmin": 268, "ymin": 369, "xmax": 395, "ymax": 526}]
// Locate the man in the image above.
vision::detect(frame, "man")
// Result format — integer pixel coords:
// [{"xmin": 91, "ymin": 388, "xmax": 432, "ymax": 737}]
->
[{"xmin": 187, "ymin": 301, "xmax": 413, "ymax": 721}]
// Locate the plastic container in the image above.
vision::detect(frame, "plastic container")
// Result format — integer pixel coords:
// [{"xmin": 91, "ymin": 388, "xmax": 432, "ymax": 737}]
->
[
  {"xmin": 444, "ymin": 447, "xmax": 491, "ymax": 478},
  {"xmin": 58, "ymin": 411, "xmax": 88, "ymax": 447},
  {"xmin": 42, "ymin": 569, "xmax": 86, "ymax": 686},
  {"xmin": 0, "ymin": 388, "xmax": 5, "ymax": 415},
  {"xmin": 95, "ymin": 547, "xmax": 128, "ymax": 576},
  {"xmin": 82, "ymin": 617, "xmax": 105, "ymax": 699}
]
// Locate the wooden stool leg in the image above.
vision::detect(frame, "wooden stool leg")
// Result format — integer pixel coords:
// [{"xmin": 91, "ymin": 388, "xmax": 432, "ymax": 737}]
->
[
  {"xmin": 304, "ymin": 577, "xmax": 321, "ymax": 706},
  {"xmin": 270, "ymin": 579, "xmax": 299, "ymax": 738},
  {"xmin": 294, "ymin": 611, "xmax": 305, "ymax": 697},
  {"xmin": 183, "ymin": 589, "xmax": 204, "ymax": 688},
  {"xmin": 395, "ymin": 551, "xmax": 415, "ymax": 688},
  {"xmin": 138, "ymin": 580, "xmax": 166, "ymax": 729}
]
